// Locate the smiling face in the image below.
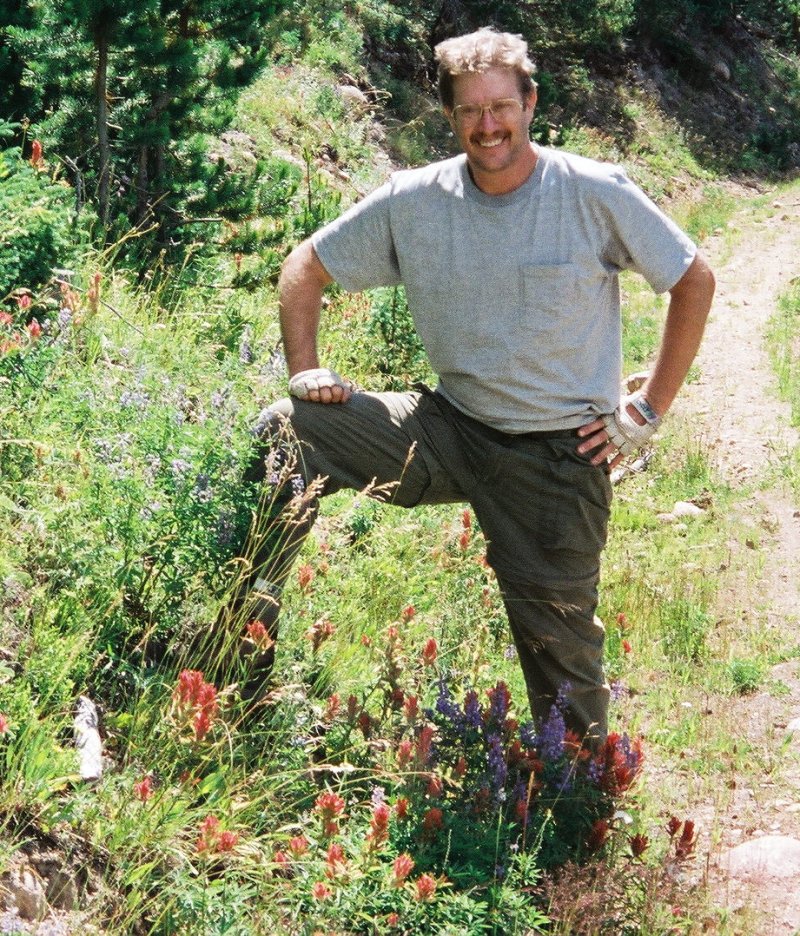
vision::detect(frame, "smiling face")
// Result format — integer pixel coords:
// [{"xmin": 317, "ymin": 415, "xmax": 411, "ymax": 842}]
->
[{"xmin": 446, "ymin": 67, "xmax": 538, "ymax": 196}]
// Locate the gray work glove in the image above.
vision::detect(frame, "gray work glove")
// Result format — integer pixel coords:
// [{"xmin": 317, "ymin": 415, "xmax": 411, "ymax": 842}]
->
[
  {"xmin": 288, "ymin": 367, "xmax": 352, "ymax": 400},
  {"xmin": 602, "ymin": 391, "xmax": 662, "ymax": 457}
]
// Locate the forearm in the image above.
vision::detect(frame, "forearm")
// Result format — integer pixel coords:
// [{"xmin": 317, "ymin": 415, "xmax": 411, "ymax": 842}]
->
[
  {"xmin": 642, "ymin": 251, "xmax": 716, "ymax": 416},
  {"xmin": 278, "ymin": 240, "xmax": 332, "ymax": 376}
]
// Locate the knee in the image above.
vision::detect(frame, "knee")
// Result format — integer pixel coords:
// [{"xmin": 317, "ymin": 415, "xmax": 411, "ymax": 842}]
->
[{"xmin": 252, "ymin": 399, "xmax": 294, "ymax": 439}]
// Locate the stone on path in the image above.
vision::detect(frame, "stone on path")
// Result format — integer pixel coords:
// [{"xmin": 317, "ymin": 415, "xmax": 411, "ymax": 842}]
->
[{"xmin": 721, "ymin": 834, "xmax": 800, "ymax": 881}]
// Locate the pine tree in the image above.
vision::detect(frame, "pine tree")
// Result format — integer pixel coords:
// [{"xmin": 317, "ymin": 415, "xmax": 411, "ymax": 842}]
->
[{"xmin": 7, "ymin": 0, "xmax": 287, "ymax": 234}]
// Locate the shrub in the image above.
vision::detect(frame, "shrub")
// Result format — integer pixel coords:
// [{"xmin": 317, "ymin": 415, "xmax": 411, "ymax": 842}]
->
[{"xmin": 0, "ymin": 143, "xmax": 90, "ymax": 299}]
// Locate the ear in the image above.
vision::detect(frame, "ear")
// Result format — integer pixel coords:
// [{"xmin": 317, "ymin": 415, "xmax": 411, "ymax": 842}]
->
[{"xmin": 525, "ymin": 87, "xmax": 538, "ymax": 113}]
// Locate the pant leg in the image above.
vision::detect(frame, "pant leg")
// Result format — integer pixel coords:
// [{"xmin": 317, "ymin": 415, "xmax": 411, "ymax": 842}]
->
[
  {"xmin": 465, "ymin": 434, "xmax": 612, "ymax": 745},
  {"xmin": 211, "ymin": 390, "xmax": 467, "ymax": 694}
]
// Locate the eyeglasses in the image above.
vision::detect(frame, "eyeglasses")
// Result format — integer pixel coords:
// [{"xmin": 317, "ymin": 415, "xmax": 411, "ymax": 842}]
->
[{"xmin": 450, "ymin": 98, "xmax": 525, "ymax": 126}]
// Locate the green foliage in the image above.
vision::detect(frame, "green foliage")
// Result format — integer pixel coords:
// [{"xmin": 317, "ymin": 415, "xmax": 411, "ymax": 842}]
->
[
  {"xmin": 0, "ymin": 145, "xmax": 90, "ymax": 298},
  {"xmin": 367, "ymin": 286, "xmax": 431, "ymax": 390}
]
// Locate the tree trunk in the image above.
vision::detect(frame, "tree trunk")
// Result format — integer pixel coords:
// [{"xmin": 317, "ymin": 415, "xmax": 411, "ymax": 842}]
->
[
  {"xmin": 95, "ymin": 22, "xmax": 111, "ymax": 230},
  {"xmin": 136, "ymin": 145, "xmax": 149, "ymax": 226}
]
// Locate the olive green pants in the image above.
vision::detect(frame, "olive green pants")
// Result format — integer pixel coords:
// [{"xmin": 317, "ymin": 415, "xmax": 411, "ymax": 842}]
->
[{"xmin": 244, "ymin": 387, "xmax": 612, "ymax": 742}]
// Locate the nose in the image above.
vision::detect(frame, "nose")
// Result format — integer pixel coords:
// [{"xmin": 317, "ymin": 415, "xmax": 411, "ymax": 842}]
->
[{"xmin": 477, "ymin": 105, "xmax": 501, "ymax": 129}]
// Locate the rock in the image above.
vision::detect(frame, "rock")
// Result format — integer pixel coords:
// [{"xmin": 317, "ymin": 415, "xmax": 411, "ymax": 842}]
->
[
  {"xmin": 721, "ymin": 835, "xmax": 800, "ymax": 881},
  {"xmin": 1, "ymin": 864, "xmax": 48, "ymax": 920},
  {"xmin": 787, "ymin": 717, "xmax": 800, "ymax": 736},
  {"xmin": 711, "ymin": 59, "xmax": 731, "ymax": 81},
  {"xmin": 337, "ymin": 84, "xmax": 370, "ymax": 109},
  {"xmin": 672, "ymin": 501, "xmax": 705, "ymax": 517}
]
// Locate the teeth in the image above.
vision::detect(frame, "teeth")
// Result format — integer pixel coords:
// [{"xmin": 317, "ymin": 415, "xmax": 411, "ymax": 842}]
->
[{"xmin": 478, "ymin": 138, "xmax": 504, "ymax": 148}]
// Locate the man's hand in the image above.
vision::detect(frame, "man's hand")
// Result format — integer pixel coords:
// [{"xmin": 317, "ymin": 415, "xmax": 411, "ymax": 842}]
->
[
  {"xmin": 288, "ymin": 367, "xmax": 354, "ymax": 404},
  {"xmin": 577, "ymin": 392, "xmax": 660, "ymax": 469}
]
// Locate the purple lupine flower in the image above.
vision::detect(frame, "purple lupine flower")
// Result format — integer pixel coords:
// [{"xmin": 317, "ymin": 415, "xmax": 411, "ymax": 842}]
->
[
  {"xmin": 435, "ymin": 678, "xmax": 465, "ymax": 734},
  {"xmin": 538, "ymin": 703, "xmax": 566, "ymax": 764},
  {"xmin": 486, "ymin": 682, "xmax": 511, "ymax": 729},
  {"xmin": 610, "ymin": 679, "xmax": 627, "ymax": 701},
  {"xmin": 464, "ymin": 689, "xmax": 482, "ymax": 729},
  {"xmin": 487, "ymin": 733, "xmax": 507, "ymax": 793},
  {"xmin": 520, "ymin": 721, "xmax": 537, "ymax": 750}
]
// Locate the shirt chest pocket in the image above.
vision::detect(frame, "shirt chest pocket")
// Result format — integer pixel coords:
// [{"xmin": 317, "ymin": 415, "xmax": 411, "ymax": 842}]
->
[{"xmin": 520, "ymin": 263, "xmax": 580, "ymax": 319}]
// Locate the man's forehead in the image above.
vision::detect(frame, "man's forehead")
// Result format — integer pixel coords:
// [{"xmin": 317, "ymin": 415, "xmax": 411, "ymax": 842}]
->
[{"xmin": 451, "ymin": 67, "xmax": 522, "ymax": 98}]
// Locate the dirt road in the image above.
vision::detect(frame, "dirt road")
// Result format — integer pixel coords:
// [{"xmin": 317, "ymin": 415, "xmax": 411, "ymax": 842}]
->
[{"xmin": 675, "ymin": 184, "xmax": 800, "ymax": 934}]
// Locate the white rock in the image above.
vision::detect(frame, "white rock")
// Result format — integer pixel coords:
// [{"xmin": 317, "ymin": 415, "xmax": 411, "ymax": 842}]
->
[
  {"xmin": 786, "ymin": 717, "xmax": 800, "ymax": 736},
  {"xmin": 722, "ymin": 835, "xmax": 800, "ymax": 880},
  {"xmin": 672, "ymin": 501, "xmax": 705, "ymax": 517}
]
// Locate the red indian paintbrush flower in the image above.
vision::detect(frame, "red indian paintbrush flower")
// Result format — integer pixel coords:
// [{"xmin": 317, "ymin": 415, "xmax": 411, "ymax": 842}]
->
[
  {"xmin": 392, "ymin": 853, "xmax": 414, "ymax": 885},
  {"xmin": 414, "ymin": 874, "xmax": 437, "ymax": 901}
]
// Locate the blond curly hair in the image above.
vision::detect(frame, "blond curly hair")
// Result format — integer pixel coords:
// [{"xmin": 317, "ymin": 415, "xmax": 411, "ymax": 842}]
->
[{"xmin": 434, "ymin": 27, "xmax": 537, "ymax": 109}]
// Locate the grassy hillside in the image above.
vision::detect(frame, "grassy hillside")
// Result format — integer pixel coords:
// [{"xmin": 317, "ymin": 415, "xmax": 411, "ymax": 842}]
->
[{"xmin": 1, "ymin": 2, "xmax": 800, "ymax": 933}]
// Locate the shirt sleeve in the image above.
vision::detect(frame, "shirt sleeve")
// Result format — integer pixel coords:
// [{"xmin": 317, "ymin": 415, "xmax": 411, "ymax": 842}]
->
[
  {"xmin": 599, "ymin": 170, "xmax": 697, "ymax": 294},
  {"xmin": 310, "ymin": 181, "xmax": 402, "ymax": 292}
]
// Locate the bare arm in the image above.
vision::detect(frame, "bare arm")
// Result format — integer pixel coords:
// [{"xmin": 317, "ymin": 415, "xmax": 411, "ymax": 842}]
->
[
  {"xmin": 278, "ymin": 239, "xmax": 352, "ymax": 404},
  {"xmin": 578, "ymin": 251, "xmax": 716, "ymax": 467}
]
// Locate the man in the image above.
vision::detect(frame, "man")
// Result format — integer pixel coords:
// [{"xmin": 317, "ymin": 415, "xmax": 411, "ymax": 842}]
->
[{"xmin": 231, "ymin": 27, "xmax": 715, "ymax": 744}]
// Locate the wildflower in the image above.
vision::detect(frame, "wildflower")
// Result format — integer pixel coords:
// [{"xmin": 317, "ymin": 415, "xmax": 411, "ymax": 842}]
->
[
  {"xmin": 454, "ymin": 755, "xmax": 467, "ymax": 778},
  {"xmin": 307, "ymin": 617, "xmax": 335, "ymax": 651},
  {"xmin": 0, "ymin": 714, "xmax": 8, "ymax": 734},
  {"xmin": 403, "ymin": 694, "xmax": 419, "ymax": 721},
  {"xmin": 666, "ymin": 816, "xmax": 682, "ymax": 838},
  {"xmin": 464, "ymin": 690, "xmax": 482, "ymax": 728},
  {"xmin": 486, "ymin": 733, "xmax": 508, "ymax": 793},
  {"xmin": 358, "ymin": 711, "xmax": 372, "ymax": 739},
  {"xmin": 414, "ymin": 874, "xmax": 437, "ymax": 902},
  {"xmin": 27, "ymin": 318, "xmax": 42, "ymax": 339},
  {"xmin": 386, "ymin": 912, "xmax": 400, "ymax": 927},
  {"xmin": 311, "ymin": 881, "xmax": 332, "ymax": 900},
  {"xmin": 390, "ymin": 687, "xmax": 405, "ymax": 709},
  {"xmin": 458, "ymin": 529, "xmax": 470, "ymax": 550},
  {"xmin": 234, "ymin": 252, "xmax": 243, "ymax": 271},
  {"xmin": 324, "ymin": 693, "xmax": 341, "ymax": 721},
  {"xmin": 196, "ymin": 815, "xmax": 222, "ymax": 853},
  {"xmin": 622, "ymin": 639, "xmax": 632, "ymax": 654},
  {"xmin": 288, "ymin": 835, "xmax": 309, "ymax": 857},
  {"xmin": 174, "ymin": 670, "xmax": 219, "ymax": 742},
  {"xmin": 360, "ymin": 634, "xmax": 372, "ymax": 647},
  {"xmin": 346, "ymin": 694, "xmax": 360, "ymax": 720},
  {"xmin": 133, "ymin": 775, "xmax": 154, "ymax": 802},
  {"xmin": 324, "ymin": 842, "xmax": 348, "ymax": 878},
  {"xmin": 392, "ymin": 853, "xmax": 415, "ymax": 885},
  {"xmin": 538, "ymin": 702, "xmax": 567, "ymax": 764},
  {"xmin": 397, "ymin": 739, "xmax": 413, "ymax": 768},
  {"xmin": 87, "ymin": 272, "xmax": 102, "ymax": 313},
  {"xmin": 298, "ymin": 564, "xmax": 314, "ymax": 591},
  {"xmin": 315, "ymin": 790, "xmax": 346, "ymax": 836},
  {"xmin": 461, "ymin": 508, "xmax": 472, "ymax": 529},
  {"xmin": 427, "ymin": 775, "xmax": 444, "ymax": 798},
  {"xmin": 586, "ymin": 818, "xmax": 610, "ymax": 852},
  {"xmin": 487, "ymin": 681, "xmax": 512, "ymax": 728},
  {"xmin": 394, "ymin": 797, "xmax": 410, "ymax": 820},
  {"xmin": 0, "ymin": 311, "xmax": 12, "ymax": 326},
  {"xmin": 630, "ymin": 833, "xmax": 650, "ymax": 858},
  {"xmin": 616, "ymin": 611, "xmax": 629, "ymax": 629},
  {"xmin": 421, "ymin": 807, "xmax": 443, "ymax": 836},
  {"xmin": 30, "ymin": 139, "xmax": 43, "ymax": 167},
  {"xmin": 675, "ymin": 820, "xmax": 697, "ymax": 859},
  {"xmin": 594, "ymin": 733, "xmax": 644, "ymax": 794},
  {"xmin": 473, "ymin": 786, "xmax": 491, "ymax": 815},
  {"xmin": 434, "ymin": 678, "xmax": 465, "ymax": 734},
  {"xmin": 273, "ymin": 850, "xmax": 290, "ymax": 873},
  {"xmin": 421, "ymin": 637, "xmax": 438, "ymax": 666},
  {"xmin": 218, "ymin": 830, "xmax": 239, "ymax": 852},
  {"xmin": 245, "ymin": 619, "xmax": 275, "ymax": 651},
  {"xmin": 401, "ymin": 604, "xmax": 416, "ymax": 621},
  {"xmin": 415, "ymin": 724, "xmax": 435, "ymax": 766},
  {"xmin": 16, "ymin": 294, "xmax": 31, "ymax": 311},
  {"xmin": 367, "ymin": 803, "xmax": 391, "ymax": 848}
]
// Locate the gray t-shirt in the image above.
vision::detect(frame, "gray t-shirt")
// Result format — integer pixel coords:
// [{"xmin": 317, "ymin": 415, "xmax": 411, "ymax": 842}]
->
[{"xmin": 312, "ymin": 147, "xmax": 696, "ymax": 432}]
